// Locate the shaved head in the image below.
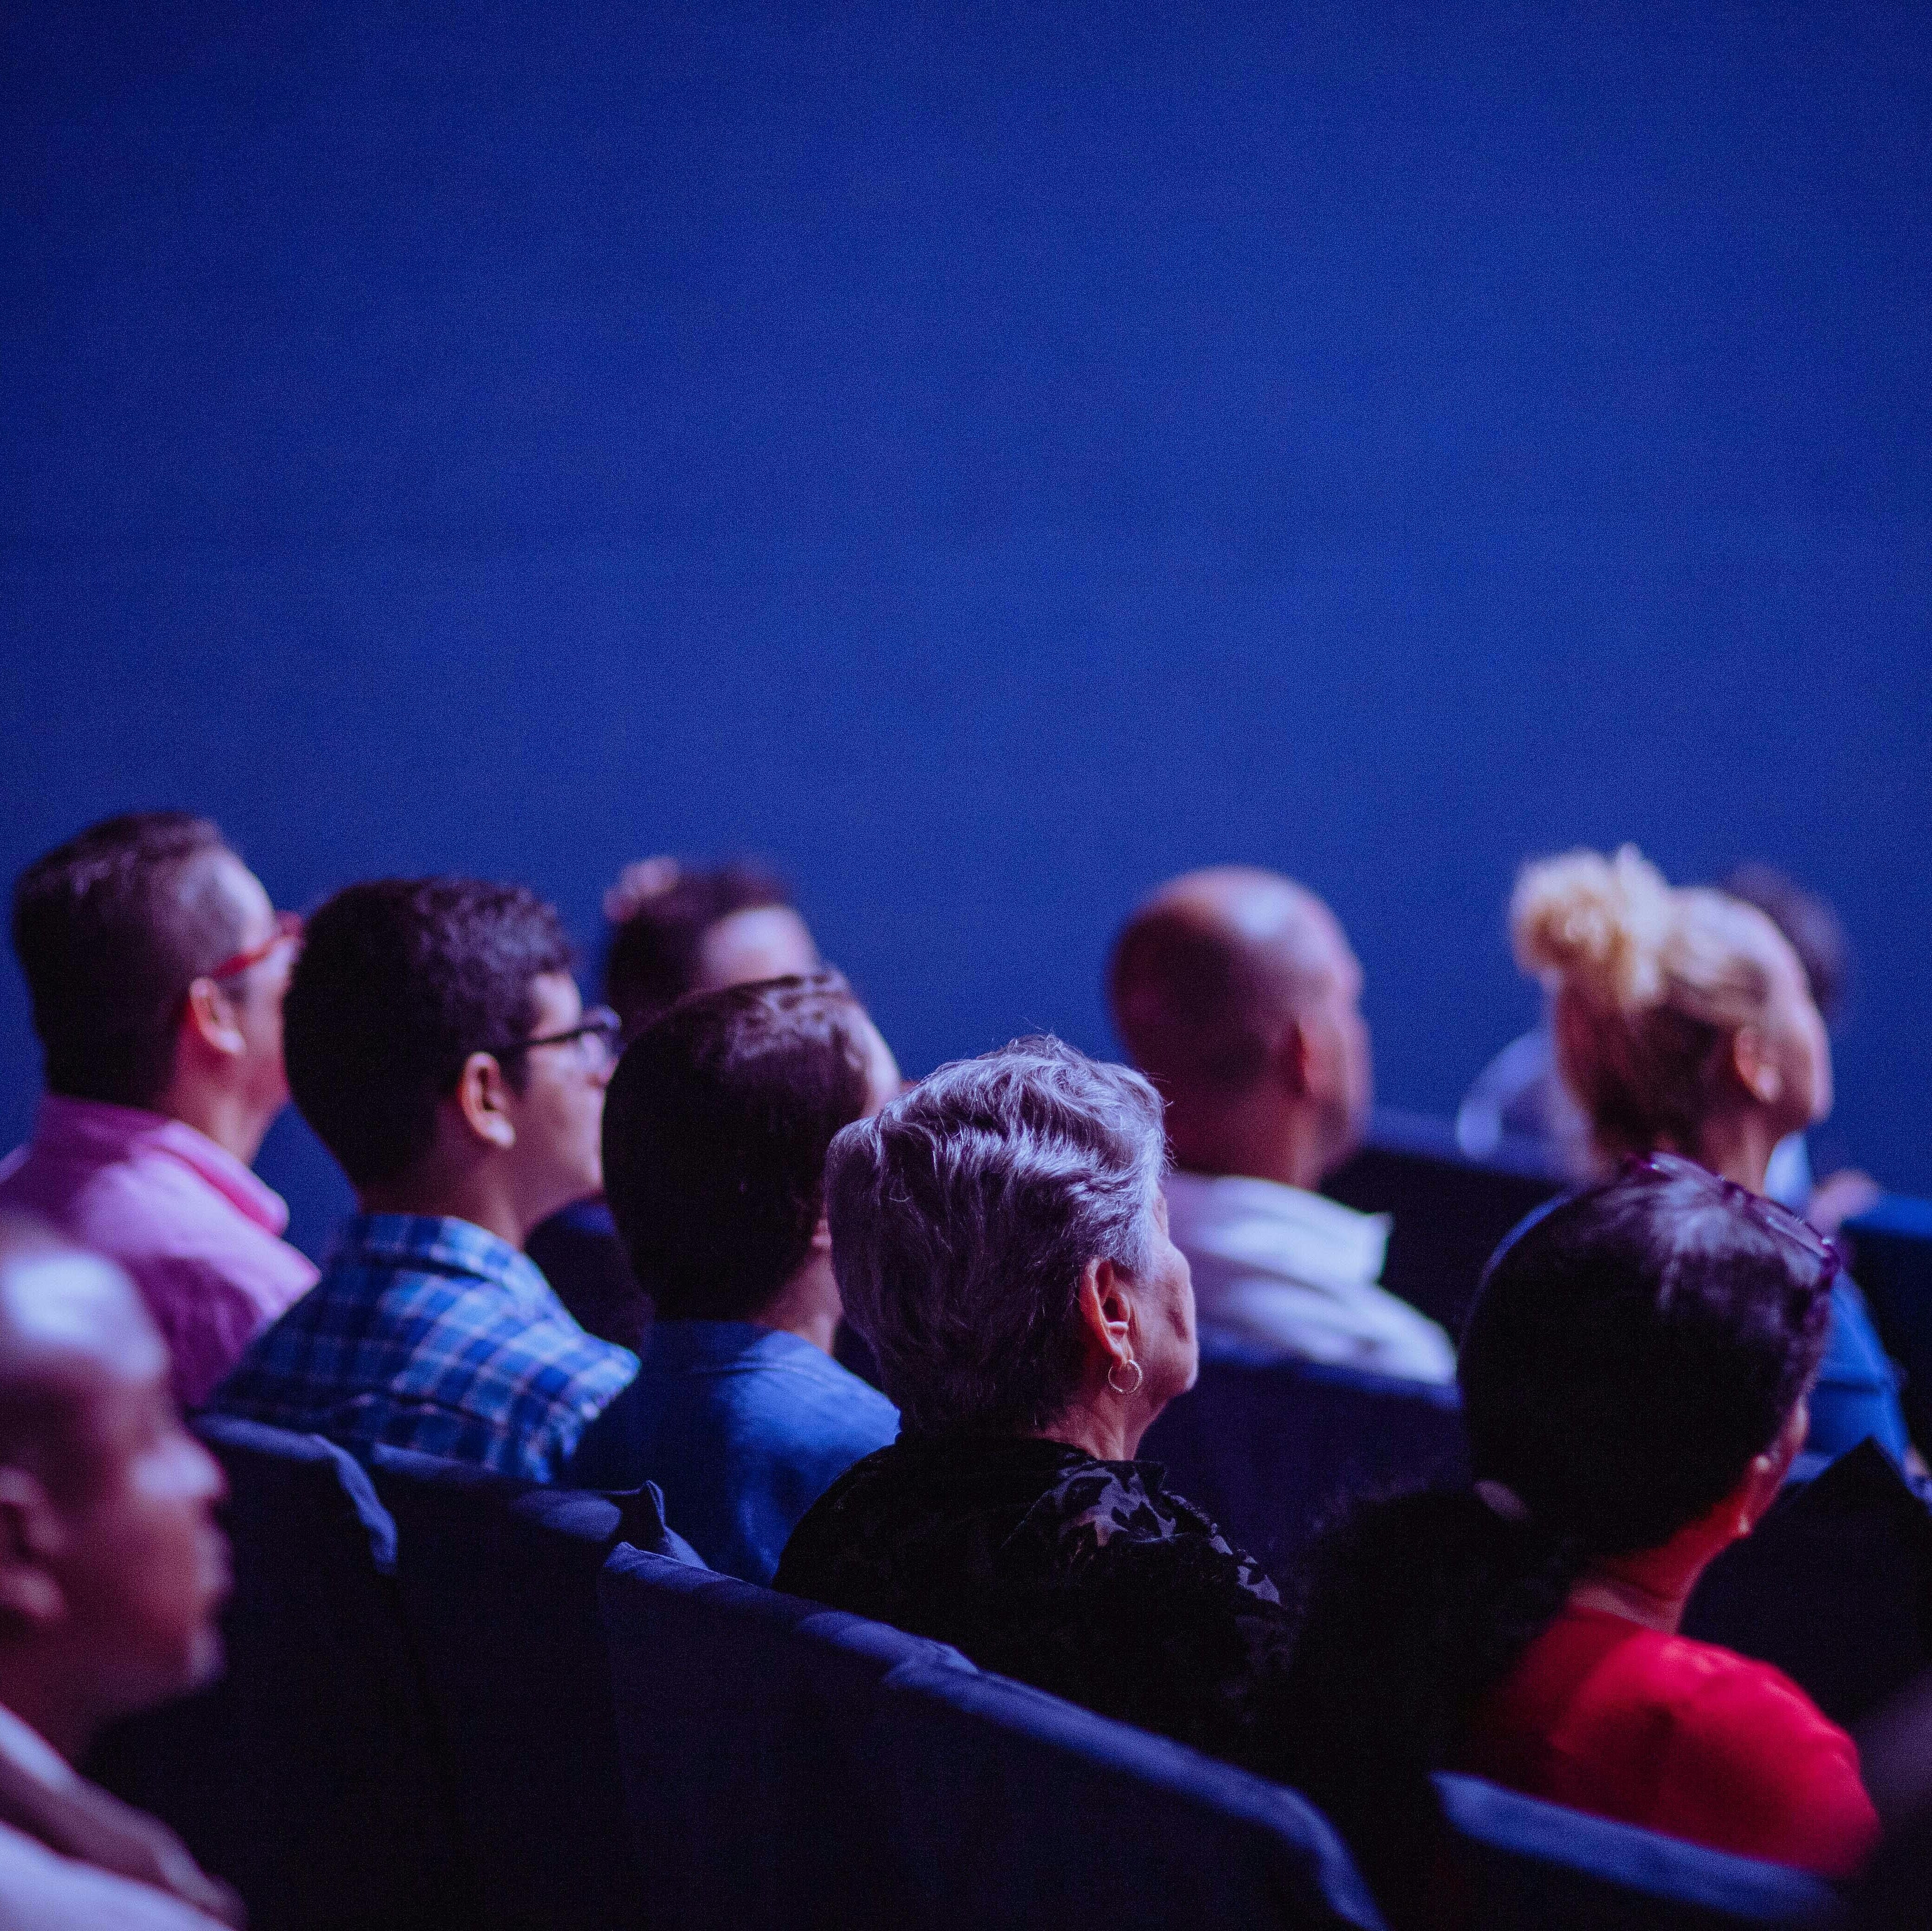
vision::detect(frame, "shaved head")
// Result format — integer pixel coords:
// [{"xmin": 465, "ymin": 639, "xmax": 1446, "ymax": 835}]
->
[
  {"xmin": 1108, "ymin": 868, "xmax": 1371, "ymax": 1187},
  {"xmin": 0, "ymin": 1219, "xmax": 227, "ymax": 1763},
  {"xmin": 0, "ymin": 1221, "xmax": 164, "ymax": 1502},
  {"xmin": 1109, "ymin": 868, "xmax": 1349, "ymax": 1092}
]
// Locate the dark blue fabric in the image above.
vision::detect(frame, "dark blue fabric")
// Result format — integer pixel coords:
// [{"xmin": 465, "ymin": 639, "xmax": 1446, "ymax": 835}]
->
[
  {"xmin": 1320, "ymin": 1110, "xmax": 1564, "ymax": 1336},
  {"xmin": 1683, "ymin": 1438, "xmax": 1932, "ymax": 1730},
  {"xmin": 1847, "ymin": 1194, "xmax": 1932, "ymax": 1451},
  {"xmin": 599, "ymin": 1543, "xmax": 1383, "ymax": 1930},
  {"xmin": 1140, "ymin": 1346, "xmax": 1467, "ymax": 1583},
  {"xmin": 1432, "ymin": 1774, "xmax": 1839, "ymax": 1928},
  {"xmin": 88, "ymin": 1416, "xmax": 476, "ymax": 1931},
  {"xmin": 1808, "ymin": 1278, "xmax": 1912, "ymax": 1466},
  {"xmin": 569, "ymin": 1319, "xmax": 898, "ymax": 1581},
  {"xmin": 366, "ymin": 1445, "xmax": 697, "ymax": 1931},
  {"xmin": 525, "ymin": 1196, "xmax": 652, "ymax": 1354}
]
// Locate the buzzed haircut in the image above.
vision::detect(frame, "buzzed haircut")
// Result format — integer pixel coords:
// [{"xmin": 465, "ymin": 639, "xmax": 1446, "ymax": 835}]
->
[
  {"xmin": 1109, "ymin": 907, "xmax": 1281, "ymax": 1092},
  {"xmin": 603, "ymin": 861, "xmax": 796, "ymax": 1038},
  {"xmin": 602, "ymin": 974, "xmax": 872, "ymax": 1322},
  {"xmin": 12, "ymin": 812, "xmax": 246, "ymax": 1109},
  {"xmin": 284, "ymin": 878, "xmax": 575, "ymax": 1189},
  {"xmin": 1721, "ymin": 863, "xmax": 1851, "ymax": 1026}
]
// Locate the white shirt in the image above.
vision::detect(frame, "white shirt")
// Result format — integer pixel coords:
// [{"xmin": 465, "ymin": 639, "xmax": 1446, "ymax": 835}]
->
[{"xmin": 1164, "ymin": 1170, "xmax": 1458, "ymax": 1385}]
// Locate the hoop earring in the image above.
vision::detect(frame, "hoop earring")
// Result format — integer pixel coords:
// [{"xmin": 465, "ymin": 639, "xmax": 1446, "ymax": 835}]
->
[{"xmin": 1106, "ymin": 1357, "xmax": 1145, "ymax": 1398}]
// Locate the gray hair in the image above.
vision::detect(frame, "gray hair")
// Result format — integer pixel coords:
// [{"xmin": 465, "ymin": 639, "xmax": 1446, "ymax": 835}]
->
[{"xmin": 825, "ymin": 1036, "xmax": 1168, "ymax": 1437}]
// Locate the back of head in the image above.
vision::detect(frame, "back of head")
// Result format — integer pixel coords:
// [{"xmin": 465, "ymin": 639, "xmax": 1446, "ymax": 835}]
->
[
  {"xmin": 1108, "ymin": 866, "xmax": 1333, "ymax": 1094},
  {"xmin": 826, "ymin": 1037, "xmax": 1165, "ymax": 1437},
  {"xmin": 602, "ymin": 973, "xmax": 874, "ymax": 1321},
  {"xmin": 12, "ymin": 812, "xmax": 245, "ymax": 1109},
  {"xmin": 1284, "ymin": 1156, "xmax": 1835, "ymax": 1915},
  {"xmin": 1511, "ymin": 845, "xmax": 1793, "ymax": 1160},
  {"xmin": 602, "ymin": 858, "xmax": 805, "ymax": 1039},
  {"xmin": 284, "ymin": 877, "xmax": 574, "ymax": 1189}
]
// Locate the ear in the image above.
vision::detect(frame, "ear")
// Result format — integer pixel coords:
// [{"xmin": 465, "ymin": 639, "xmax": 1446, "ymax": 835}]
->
[
  {"xmin": 180, "ymin": 980, "xmax": 247, "ymax": 1063},
  {"xmin": 1730, "ymin": 1400, "xmax": 1809, "ymax": 1539},
  {"xmin": 1729, "ymin": 1026, "xmax": 1783, "ymax": 1108},
  {"xmin": 0, "ymin": 1470, "xmax": 68, "ymax": 1632},
  {"xmin": 1074, "ymin": 1257, "xmax": 1134, "ymax": 1376},
  {"xmin": 1271, "ymin": 1017, "xmax": 1316, "ymax": 1101},
  {"xmin": 808, "ymin": 1214, "xmax": 833, "ymax": 1256},
  {"xmin": 453, "ymin": 1052, "xmax": 518, "ymax": 1151}
]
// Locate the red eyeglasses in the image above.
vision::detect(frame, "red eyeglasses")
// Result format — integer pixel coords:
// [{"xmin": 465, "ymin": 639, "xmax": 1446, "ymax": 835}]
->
[{"xmin": 206, "ymin": 911, "xmax": 305, "ymax": 983}]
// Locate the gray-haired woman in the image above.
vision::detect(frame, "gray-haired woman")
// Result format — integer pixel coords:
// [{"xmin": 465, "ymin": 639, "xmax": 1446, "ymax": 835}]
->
[{"xmin": 775, "ymin": 1037, "xmax": 1296, "ymax": 1776}]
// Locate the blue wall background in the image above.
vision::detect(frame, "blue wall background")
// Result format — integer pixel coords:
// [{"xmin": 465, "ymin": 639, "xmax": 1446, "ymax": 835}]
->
[{"xmin": 4, "ymin": 2, "xmax": 1929, "ymax": 1256}]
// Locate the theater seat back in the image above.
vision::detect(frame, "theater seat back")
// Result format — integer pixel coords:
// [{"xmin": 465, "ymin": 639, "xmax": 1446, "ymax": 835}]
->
[
  {"xmin": 89, "ymin": 1416, "xmax": 474, "ymax": 1931},
  {"xmin": 1847, "ymin": 1195, "xmax": 1932, "ymax": 1451},
  {"xmin": 1322, "ymin": 1109, "xmax": 1563, "ymax": 1336},
  {"xmin": 368, "ymin": 1449, "xmax": 687, "ymax": 1931},
  {"xmin": 1141, "ymin": 1348, "xmax": 1467, "ymax": 1581},
  {"xmin": 1684, "ymin": 1438, "xmax": 1932, "ymax": 1729},
  {"xmin": 598, "ymin": 1545, "xmax": 1384, "ymax": 1930},
  {"xmin": 1431, "ymin": 1775, "xmax": 1838, "ymax": 1929}
]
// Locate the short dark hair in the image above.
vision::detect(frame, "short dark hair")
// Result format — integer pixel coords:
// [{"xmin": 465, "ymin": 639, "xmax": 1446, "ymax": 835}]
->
[
  {"xmin": 11, "ymin": 812, "xmax": 246, "ymax": 1109},
  {"xmin": 602, "ymin": 974, "xmax": 872, "ymax": 1321},
  {"xmin": 284, "ymin": 878, "xmax": 575, "ymax": 1188},
  {"xmin": 1282, "ymin": 1156, "xmax": 1836, "ymax": 1918},
  {"xmin": 1721, "ymin": 862, "xmax": 1851, "ymax": 1025},
  {"xmin": 603, "ymin": 860, "xmax": 797, "ymax": 1038}
]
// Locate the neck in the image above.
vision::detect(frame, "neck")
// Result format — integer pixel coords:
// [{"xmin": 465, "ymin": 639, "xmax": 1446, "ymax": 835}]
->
[
  {"xmin": 151, "ymin": 1080, "xmax": 276, "ymax": 1167},
  {"xmin": 1034, "ymin": 1399, "xmax": 1141, "ymax": 1464},
  {"xmin": 0, "ymin": 1666, "xmax": 95, "ymax": 1767},
  {"xmin": 752, "ymin": 1257, "xmax": 842, "ymax": 1356},
  {"xmin": 358, "ymin": 1164, "xmax": 532, "ymax": 1252},
  {"xmin": 1686, "ymin": 1112, "xmax": 1780, "ymax": 1195},
  {"xmin": 1165, "ymin": 1093, "xmax": 1329, "ymax": 1192},
  {"xmin": 1569, "ymin": 1536, "xmax": 1717, "ymax": 1637}
]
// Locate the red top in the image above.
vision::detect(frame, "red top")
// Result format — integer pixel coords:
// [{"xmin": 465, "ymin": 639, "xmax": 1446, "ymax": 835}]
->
[{"xmin": 1464, "ymin": 1606, "xmax": 1879, "ymax": 1878}]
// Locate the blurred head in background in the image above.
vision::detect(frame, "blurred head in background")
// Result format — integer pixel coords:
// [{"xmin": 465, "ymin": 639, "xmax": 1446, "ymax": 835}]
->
[
  {"xmin": 601, "ymin": 857, "xmax": 819, "ymax": 1042},
  {"xmin": 1109, "ymin": 866, "xmax": 1371, "ymax": 1191},
  {"xmin": 12, "ymin": 813, "xmax": 297, "ymax": 1167},
  {"xmin": 1512, "ymin": 846, "xmax": 1831, "ymax": 1196}
]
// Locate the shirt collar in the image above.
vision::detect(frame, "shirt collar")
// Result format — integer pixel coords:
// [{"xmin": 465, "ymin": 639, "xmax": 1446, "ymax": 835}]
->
[
  {"xmin": 332, "ymin": 1213, "xmax": 556, "ymax": 1312},
  {"xmin": 33, "ymin": 1095, "xmax": 291, "ymax": 1236},
  {"xmin": 1163, "ymin": 1168, "xmax": 1390, "ymax": 1284}
]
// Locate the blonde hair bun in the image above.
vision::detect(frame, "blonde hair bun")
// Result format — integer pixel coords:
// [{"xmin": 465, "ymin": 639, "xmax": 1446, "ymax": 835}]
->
[{"xmin": 1511, "ymin": 844, "xmax": 1675, "ymax": 1012}]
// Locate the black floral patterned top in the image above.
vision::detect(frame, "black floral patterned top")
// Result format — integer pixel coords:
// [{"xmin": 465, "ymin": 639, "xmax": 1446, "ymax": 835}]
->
[{"xmin": 774, "ymin": 1433, "xmax": 1297, "ymax": 1779}]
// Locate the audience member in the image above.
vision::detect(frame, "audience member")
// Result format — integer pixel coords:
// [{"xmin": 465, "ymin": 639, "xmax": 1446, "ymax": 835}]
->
[
  {"xmin": 212, "ymin": 878, "xmax": 644, "ymax": 1483},
  {"xmin": 0, "ymin": 814, "xmax": 317, "ymax": 1407},
  {"xmin": 526, "ymin": 856, "xmax": 821, "ymax": 1350},
  {"xmin": 1459, "ymin": 859, "xmax": 1876, "ymax": 1225},
  {"xmin": 572, "ymin": 975, "xmax": 901, "ymax": 1580},
  {"xmin": 1283, "ymin": 1157, "xmax": 1877, "ymax": 1923},
  {"xmin": 1108, "ymin": 866, "xmax": 1454, "ymax": 1383},
  {"xmin": 0, "ymin": 1218, "xmax": 241, "ymax": 1928},
  {"xmin": 776, "ymin": 1037, "xmax": 1297, "ymax": 1778},
  {"xmin": 1508, "ymin": 845, "xmax": 1910, "ymax": 1465}
]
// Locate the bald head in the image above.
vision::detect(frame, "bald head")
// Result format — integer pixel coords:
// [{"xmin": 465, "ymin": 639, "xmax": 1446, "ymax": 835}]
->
[
  {"xmin": 0, "ymin": 1219, "xmax": 228, "ymax": 1765},
  {"xmin": 0, "ymin": 1221, "xmax": 164, "ymax": 1502},
  {"xmin": 1108, "ymin": 869, "xmax": 1370, "ymax": 1186}
]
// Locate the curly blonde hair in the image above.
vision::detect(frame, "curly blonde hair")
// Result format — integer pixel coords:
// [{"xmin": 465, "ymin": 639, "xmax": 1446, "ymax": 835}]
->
[{"xmin": 1511, "ymin": 846, "xmax": 1793, "ymax": 1162}]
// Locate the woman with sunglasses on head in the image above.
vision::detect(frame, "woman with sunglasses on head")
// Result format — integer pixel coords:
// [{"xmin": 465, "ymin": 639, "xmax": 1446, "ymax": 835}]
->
[
  {"xmin": 1283, "ymin": 1159, "xmax": 1879, "ymax": 1925},
  {"xmin": 1502, "ymin": 844, "xmax": 1911, "ymax": 1468}
]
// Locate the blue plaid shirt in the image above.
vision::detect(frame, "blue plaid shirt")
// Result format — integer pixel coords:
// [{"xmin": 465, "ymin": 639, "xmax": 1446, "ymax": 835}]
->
[{"xmin": 210, "ymin": 1214, "xmax": 639, "ymax": 1482}]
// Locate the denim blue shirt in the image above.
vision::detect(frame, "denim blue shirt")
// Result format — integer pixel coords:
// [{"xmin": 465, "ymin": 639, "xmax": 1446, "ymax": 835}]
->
[
  {"xmin": 211, "ymin": 1214, "xmax": 639, "ymax": 1482},
  {"xmin": 1809, "ymin": 1277, "xmax": 1912, "ymax": 1466},
  {"xmin": 571, "ymin": 1320, "xmax": 899, "ymax": 1583}
]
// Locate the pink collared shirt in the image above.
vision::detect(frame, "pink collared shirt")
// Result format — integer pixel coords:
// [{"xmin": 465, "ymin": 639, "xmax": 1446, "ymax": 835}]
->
[{"xmin": 0, "ymin": 1096, "xmax": 318, "ymax": 1408}]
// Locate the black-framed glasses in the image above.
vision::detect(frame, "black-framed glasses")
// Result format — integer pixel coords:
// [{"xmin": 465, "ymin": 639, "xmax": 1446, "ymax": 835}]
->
[{"xmin": 487, "ymin": 1005, "xmax": 622, "ymax": 1075}]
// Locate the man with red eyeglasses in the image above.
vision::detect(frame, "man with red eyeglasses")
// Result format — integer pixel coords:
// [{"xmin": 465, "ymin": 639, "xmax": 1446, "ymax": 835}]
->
[{"xmin": 0, "ymin": 814, "xmax": 317, "ymax": 1407}]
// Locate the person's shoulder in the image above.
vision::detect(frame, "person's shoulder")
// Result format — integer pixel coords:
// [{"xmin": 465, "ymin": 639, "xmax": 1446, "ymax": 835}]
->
[{"xmin": 0, "ymin": 1816, "xmax": 232, "ymax": 1930}]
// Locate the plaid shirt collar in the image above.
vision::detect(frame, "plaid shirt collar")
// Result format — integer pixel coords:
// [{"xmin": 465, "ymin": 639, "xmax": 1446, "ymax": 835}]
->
[{"xmin": 212, "ymin": 1212, "xmax": 637, "ymax": 1483}]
